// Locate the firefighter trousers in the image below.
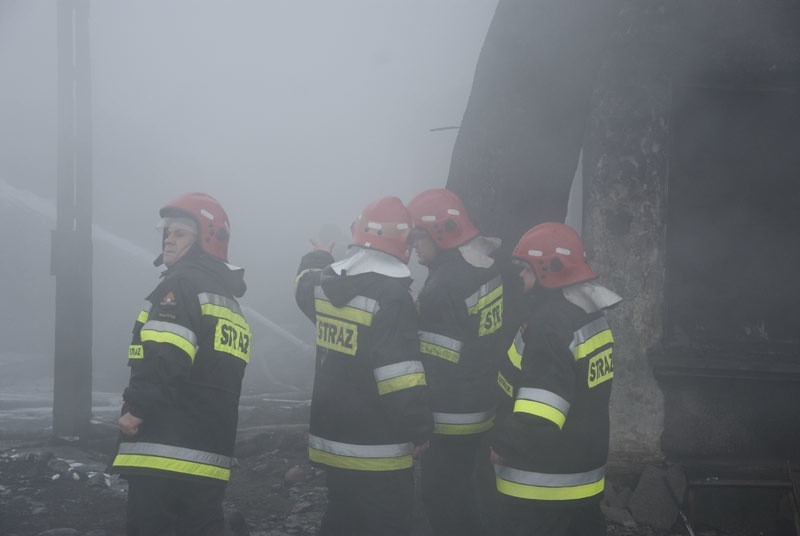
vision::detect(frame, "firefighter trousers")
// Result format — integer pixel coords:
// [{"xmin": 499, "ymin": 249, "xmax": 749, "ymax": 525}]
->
[
  {"xmin": 319, "ymin": 466, "xmax": 415, "ymax": 536},
  {"xmin": 421, "ymin": 433, "xmax": 492, "ymax": 536},
  {"xmin": 125, "ymin": 475, "xmax": 226, "ymax": 536},
  {"xmin": 494, "ymin": 495, "xmax": 606, "ymax": 536}
]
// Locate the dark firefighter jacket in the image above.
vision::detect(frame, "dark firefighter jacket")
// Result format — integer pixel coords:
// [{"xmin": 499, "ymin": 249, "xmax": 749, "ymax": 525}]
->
[
  {"xmin": 111, "ymin": 248, "xmax": 250, "ymax": 484},
  {"xmin": 295, "ymin": 250, "xmax": 433, "ymax": 472},
  {"xmin": 491, "ymin": 288, "xmax": 614, "ymax": 504},
  {"xmin": 416, "ymin": 249, "xmax": 507, "ymax": 436}
]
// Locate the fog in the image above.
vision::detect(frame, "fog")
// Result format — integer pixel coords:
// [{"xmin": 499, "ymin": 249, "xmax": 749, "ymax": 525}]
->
[{"xmin": 0, "ymin": 0, "xmax": 498, "ymax": 391}]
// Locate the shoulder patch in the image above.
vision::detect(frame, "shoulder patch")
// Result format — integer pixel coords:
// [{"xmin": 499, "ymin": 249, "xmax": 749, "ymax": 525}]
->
[{"xmin": 160, "ymin": 291, "xmax": 177, "ymax": 307}]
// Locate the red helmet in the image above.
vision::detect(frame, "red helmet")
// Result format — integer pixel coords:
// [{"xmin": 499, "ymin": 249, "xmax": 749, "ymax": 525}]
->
[
  {"xmin": 351, "ymin": 196, "xmax": 412, "ymax": 263},
  {"xmin": 512, "ymin": 223, "xmax": 596, "ymax": 289},
  {"xmin": 407, "ymin": 188, "xmax": 479, "ymax": 249},
  {"xmin": 160, "ymin": 192, "xmax": 230, "ymax": 262}
]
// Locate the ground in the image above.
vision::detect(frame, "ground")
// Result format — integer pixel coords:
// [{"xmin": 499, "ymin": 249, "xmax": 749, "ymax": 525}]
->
[{"xmin": 0, "ymin": 381, "xmax": 673, "ymax": 536}]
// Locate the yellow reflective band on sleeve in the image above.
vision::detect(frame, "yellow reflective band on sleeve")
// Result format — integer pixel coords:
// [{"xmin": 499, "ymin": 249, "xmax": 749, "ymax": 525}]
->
[
  {"xmin": 433, "ymin": 411, "xmax": 495, "ymax": 435},
  {"xmin": 496, "ymin": 474, "xmax": 605, "ymax": 501},
  {"xmin": 374, "ymin": 361, "xmax": 427, "ymax": 395},
  {"xmin": 128, "ymin": 345, "xmax": 143, "ymax": 360},
  {"xmin": 308, "ymin": 447, "xmax": 413, "ymax": 471},
  {"xmin": 376, "ymin": 373, "xmax": 426, "ymax": 395},
  {"xmin": 513, "ymin": 399, "xmax": 567, "ymax": 429},
  {"xmin": 140, "ymin": 327, "xmax": 197, "ymax": 362},
  {"xmin": 214, "ymin": 319, "xmax": 251, "ymax": 363},
  {"xmin": 420, "ymin": 341, "xmax": 460, "ymax": 363},
  {"xmin": 494, "ymin": 464, "xmax": 605, "ymax": 501},
  {"xmin": 507, "ymin": 337, "xmax": 523, "ymax": 370},
  {"xmin": 112, "ymin": 454, "xmax": 230, "ymax": 481},
  {"xmin": 587, "ymin": 348, "xmax": 614, "ymax": 388},
  {"xmin": 316, "ymin": 316, "xmax": 358, "ymax": 356},
  {"xmin": 307, "ymin": 435, "xmax": 414, "ymax": 472},
  {"xmin": 497, "ymin": 371, "xmax": 514, "ymax": 398},
  {"xmin": 136, "ymin": 309, "xmax": 149, "ymax": 324}
]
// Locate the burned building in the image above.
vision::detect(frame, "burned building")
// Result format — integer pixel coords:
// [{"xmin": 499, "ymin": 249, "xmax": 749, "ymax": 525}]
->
[{"xmin": 448, "ymin": 0, "xmax": 800, "ymax": 463}]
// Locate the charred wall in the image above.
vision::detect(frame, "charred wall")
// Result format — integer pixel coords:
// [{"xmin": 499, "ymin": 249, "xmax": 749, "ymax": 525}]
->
[{"xmin": 449, "ymin": 0, "xmax": 800, "ymax": 458}]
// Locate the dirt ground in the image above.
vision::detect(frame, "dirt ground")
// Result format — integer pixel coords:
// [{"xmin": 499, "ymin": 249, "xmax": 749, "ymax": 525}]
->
[{"xmin": 0, "ymin": 387, "xmax": 666, "ymax": 536}]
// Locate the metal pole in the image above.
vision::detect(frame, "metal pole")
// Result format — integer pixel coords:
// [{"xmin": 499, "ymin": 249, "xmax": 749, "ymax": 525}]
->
[{"xmin": 52, "ymin": 0, "xmax": 93, "ymax": 439}]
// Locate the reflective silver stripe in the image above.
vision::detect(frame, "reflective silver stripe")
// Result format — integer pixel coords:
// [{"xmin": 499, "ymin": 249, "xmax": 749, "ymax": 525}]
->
[
  {"xmin": 374, "ymin": 360, "xmax": 425, "ymax": 382},
  {"xmin": 433, "ymin": 411, "xmax": 494, "ymax": 425},
  {"xmin": 308, "ymin": 434, "xmax": 413, "ymax": 458},
  {"xmin": 464, "ymin": 275, "xmax": 503, "ymax": 310},
  {"xmin": 494, "ymin": 464, "xmax": 605, "ymax": 488},
  {"xmin": 198, "ymin": 292, "xmax": 243, "ymax": 316},
  {"xmin": 117, "ymin": 441, "xmax": 232, "ymax": 469},
  {"xmin": 141, "ymin": 320, "xmax": 198, "ymax": 346},
  {"xmin": 418, "ymin": 331, "xmax": 463, "ymax": 353},
  {"xmin": 142, "ymin": 301, "xmax": 152, "ymax": 313},
  {"xmin": 569, "ymin": 317, "xmax": 610, "ymax": 353},
  {"xmin": 516, "ymin": 388, "xmax": 570, "ymax": 416},
  {"xmin": 314, "ymin": 287, "xmax": 380, "ymax": 315}
]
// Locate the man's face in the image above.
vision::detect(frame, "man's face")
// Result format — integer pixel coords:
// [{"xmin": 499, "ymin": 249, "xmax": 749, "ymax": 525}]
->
[
  {"xmin": 519, "ymin": 262, "xmax": 537, "ymax": 293},
  {"xmin": 162, "ymin": 221, "xmax": 197, "ymax": 267},
  {"xmin": 409, "ymin": 230, "xmax": 438, "ymax": 267}
]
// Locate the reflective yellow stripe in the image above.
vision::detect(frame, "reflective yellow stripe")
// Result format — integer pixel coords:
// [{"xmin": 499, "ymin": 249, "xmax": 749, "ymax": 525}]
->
[
  {"xmin": 433, "ymin": 411, "xmax": 494, "ymax": 435},
  {"xmin": 467, "ymin": 285, "xmax": 503, "ymax": 315},
  {"xmin": 434, "ymin": 421, "xmax": 493, "ymax": 435},
  {"xmin": 513, "ymin": 399, "xmax": 566, "ymax": 429},
  {"xmin": 434, "ymin": 419, "xmax": 494, "ymax": 435},
  {"xmin": 128, "ymin": 345, "xmax": 143, "ymax": 360},
  {"xmin": 112, "ymin": 454, "xmax": 230, "ymax": 481},
  {"xmin": 201, "ymin": 303, "xmax": 249, "ymax": 330},
  {"xmin": 496, "ymin": 475, "xmax": 605, "ymax": 501},
  {"xmin": 495, "ymin": 464, "xmax": 605, "ymax": 501},
  {"xmin": 136, "ymin": 309, "xmax": 149, "ymax": 324},
  {"xmin": 140, "ymin": 330, "xmax": 197, "ymax": 362},
  {"xmin": 465, "ymin": 276, "xmax": 503, "ymax": 314},
  {"xmin": 420, "ymin": 341, "xmax": 460, "ymax": 363},
  {"xmin": 573, "ymin": 330, "xmax": 613, "ymax": 361},
  {"xmin": 497, "ymin": 371, "xmax": 514, "ymax": 398},
  {"xmin": 570, "ymin": 317, "xmax": 613, "ymax": 360},
  {"xmin": 377, "ymin": 373, "xmax": 427, "ymax": 395},
  {"xmin": 508, "ymin": 341, "xmax": 523, "ymax": 370},
  {"xmin": 308, "ymin": 448, "xmax": 413, "ymax": 471},
  {"xmin": 314, "ymin": 300, "xmax": 375, "ymax": 326}
]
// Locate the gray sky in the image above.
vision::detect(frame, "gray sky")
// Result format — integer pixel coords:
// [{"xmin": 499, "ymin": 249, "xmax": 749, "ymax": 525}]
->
[
  {"xmin": 0, "ymin": 0, "xmax": 498, "ymax": 383},
  {"xmin": 2, "ymin": 0, "xmax": 496, "ymax": 260}
]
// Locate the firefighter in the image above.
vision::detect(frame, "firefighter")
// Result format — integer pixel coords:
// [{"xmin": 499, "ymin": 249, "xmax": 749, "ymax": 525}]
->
[
  {"xmin": 407, "ymin": 188, "xmax": 511, "ymax": 536},
  {"xmin": 111, "ymin": 192, "xmax": 250, "ymax": 536},
  {"xmin": 490, "ymin": 222, "xmax": 622, "ymax": 536},
  {"xmin": 295, "ymin": 195, "xmax": 433, "ymax": 536}
]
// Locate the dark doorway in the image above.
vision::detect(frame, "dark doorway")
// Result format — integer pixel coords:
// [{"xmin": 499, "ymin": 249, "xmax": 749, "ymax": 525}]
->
[
  {"xmin": 667, "ymin": 84, "xmax": 800, "ymax": 360},
  {"xmin": 658, "ymin": 83, "xmax": 800, "ymax": 459}
]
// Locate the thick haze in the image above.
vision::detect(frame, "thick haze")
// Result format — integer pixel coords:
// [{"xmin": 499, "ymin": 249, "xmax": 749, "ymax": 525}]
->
[{"xmin": 0, "ymin": 0, "xmax": 498, "ymax": 389}]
